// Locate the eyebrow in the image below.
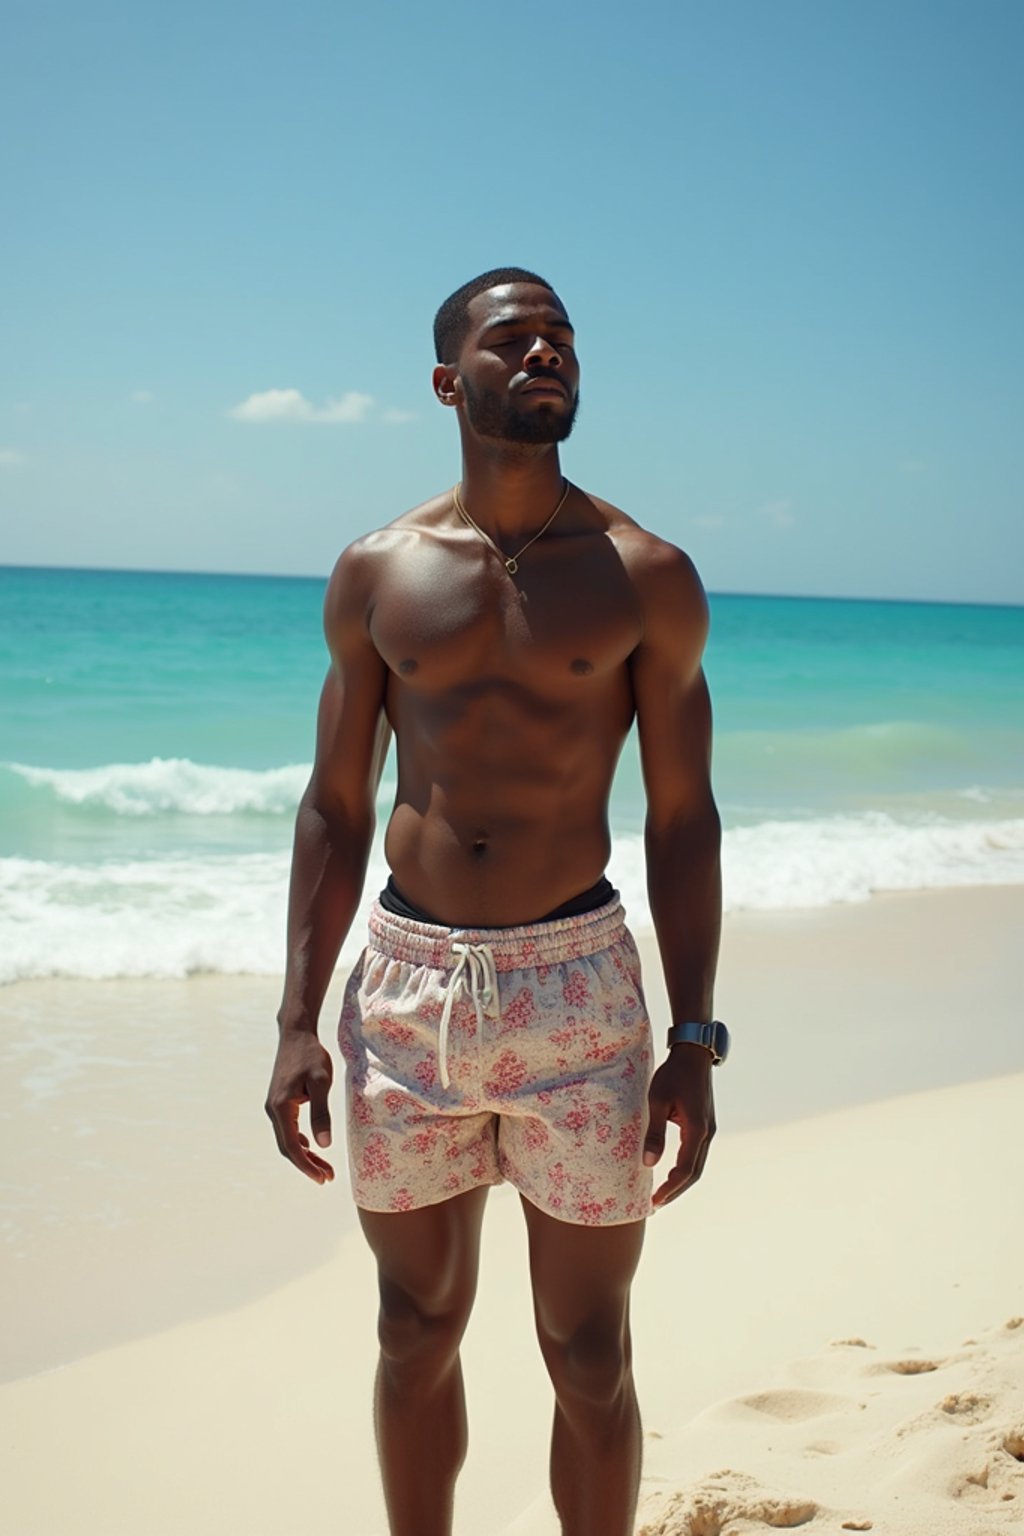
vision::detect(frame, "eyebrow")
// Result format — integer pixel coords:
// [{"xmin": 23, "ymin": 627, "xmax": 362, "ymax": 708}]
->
[{"xmin": 479, "ymin": 313, "xmax": 575, "ymax": 337}]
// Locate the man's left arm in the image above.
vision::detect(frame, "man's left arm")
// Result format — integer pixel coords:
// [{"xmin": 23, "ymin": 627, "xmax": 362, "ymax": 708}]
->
[{"xmin": 628, "ymin": 539, "xmax": 722, "ymax": 1208}]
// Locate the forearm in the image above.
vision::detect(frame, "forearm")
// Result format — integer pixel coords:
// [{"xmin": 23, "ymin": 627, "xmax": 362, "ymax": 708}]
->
[
  {"xmin": 277, "ymin": 790, "xmax": 375, "ymax": 1036},
  {"xmin": 645, "ymin": 804, "xmax": 722, "ymax": 1024}
]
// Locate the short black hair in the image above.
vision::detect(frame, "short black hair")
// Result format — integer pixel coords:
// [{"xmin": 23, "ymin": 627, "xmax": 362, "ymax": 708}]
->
[{"xmin": 433, "ymin": 267, "xmax": 556, "ymax": 364}]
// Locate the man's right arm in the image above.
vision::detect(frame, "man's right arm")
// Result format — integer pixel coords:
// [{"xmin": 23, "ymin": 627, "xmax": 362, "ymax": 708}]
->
[{"xmin": 265, "ymin": 541, "xmax": 391, "ymax": 1183}]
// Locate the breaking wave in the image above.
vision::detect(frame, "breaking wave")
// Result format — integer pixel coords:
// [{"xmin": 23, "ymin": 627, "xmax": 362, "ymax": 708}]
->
[{"xmin": 2, "ymin": 812, "xmax": 1022, "ymax": 983}]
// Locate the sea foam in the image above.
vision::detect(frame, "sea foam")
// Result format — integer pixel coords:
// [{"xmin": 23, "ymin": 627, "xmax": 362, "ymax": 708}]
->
[
  {"xmin": 7, "ymin": 759, "xmax": 310, "ymax": 817},
  {"xmin": 1, "ymin": 813, "xmax": 1022, "ymax": 983}
]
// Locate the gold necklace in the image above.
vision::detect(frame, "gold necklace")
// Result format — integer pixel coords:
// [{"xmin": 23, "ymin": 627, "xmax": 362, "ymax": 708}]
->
[{"xmin": 452, "ymin": 479, "xmax": 571, "ymax": 575}]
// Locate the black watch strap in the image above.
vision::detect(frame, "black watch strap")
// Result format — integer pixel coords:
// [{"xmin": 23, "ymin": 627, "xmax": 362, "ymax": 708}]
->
[{"xmin": 666, "ymin": 1019, "xmax": 730, "ymax": 1064}]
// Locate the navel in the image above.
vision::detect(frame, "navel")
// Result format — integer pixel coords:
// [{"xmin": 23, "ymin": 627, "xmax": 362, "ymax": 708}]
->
[
  {"xmin": 570, "ymin": 657, "xmax": 594, "ymax": 676},
  {"xmin": 471, "ymin": 835, "xmax": 488, "ymax": 857}
]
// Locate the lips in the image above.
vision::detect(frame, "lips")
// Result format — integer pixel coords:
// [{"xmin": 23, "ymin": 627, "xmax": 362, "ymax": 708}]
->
[{"xmin": 520, "ymin": 377, "xmax": 568, "ymax": 399}]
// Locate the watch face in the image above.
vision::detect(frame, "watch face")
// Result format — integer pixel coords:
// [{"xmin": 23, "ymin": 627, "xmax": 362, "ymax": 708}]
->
[{"xmin": 713, "ymin": 1021, "xmax": 730, "ymax": 1063}]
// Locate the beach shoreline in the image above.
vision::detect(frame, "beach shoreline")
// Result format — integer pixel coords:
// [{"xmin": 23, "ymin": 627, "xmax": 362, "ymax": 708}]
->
[
  {"xmin": 2, "ymin": 885, "xmax": 1022, "ymax": 1382},
  {"xmin": 2, "ymin": 884, "xmax": 1022, "ymax": 1533}
]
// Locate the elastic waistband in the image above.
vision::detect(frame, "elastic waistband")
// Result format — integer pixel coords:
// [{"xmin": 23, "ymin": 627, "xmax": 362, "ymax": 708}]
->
[{"xmin": 366, "ymin": 894, "xmax": 627, "ymax": 971}]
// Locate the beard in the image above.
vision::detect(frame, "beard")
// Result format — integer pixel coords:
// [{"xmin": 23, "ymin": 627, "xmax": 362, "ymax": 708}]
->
[{"xmin": 462, "ymin": 376, "xmax": 579, "ymax": 444}]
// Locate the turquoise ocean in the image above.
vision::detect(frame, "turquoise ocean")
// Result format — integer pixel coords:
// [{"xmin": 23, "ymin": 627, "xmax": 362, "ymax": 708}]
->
[{"xmin": 2, "ymin": 565, "xmax": 1022, "ymax": 984}]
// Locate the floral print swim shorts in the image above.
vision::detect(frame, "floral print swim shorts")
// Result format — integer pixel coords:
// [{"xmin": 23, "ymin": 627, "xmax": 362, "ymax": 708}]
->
[{"xmin": 338, "ymin": 895, "xmax": 655, "ymax": 1226}]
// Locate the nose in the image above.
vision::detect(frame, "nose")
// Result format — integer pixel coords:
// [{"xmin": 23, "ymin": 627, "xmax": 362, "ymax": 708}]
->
[{"xmin": 524, "ymin": 334, "xmax": 562, "ymax": 370}]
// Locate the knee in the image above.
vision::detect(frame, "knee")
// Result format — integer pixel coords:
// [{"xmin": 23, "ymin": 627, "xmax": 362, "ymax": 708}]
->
[
  {"xmin": 543, "ymin": 1320, "xmax": 633, "ymax": 1414},
  {"xmin": 376, "ymin": 1281, "xmax": 470, "ymax": 1387}
]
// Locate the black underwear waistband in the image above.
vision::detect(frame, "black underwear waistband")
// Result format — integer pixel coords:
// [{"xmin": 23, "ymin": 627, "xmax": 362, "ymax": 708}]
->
[{"xmin": 379, "ymin": 874, "xmax": 615, "ymax": 929}]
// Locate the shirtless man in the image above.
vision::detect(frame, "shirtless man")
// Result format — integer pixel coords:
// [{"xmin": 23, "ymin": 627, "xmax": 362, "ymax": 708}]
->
[{"xmin": 265, "ymin": 267, "xmax": 725, "ymax": 1536}]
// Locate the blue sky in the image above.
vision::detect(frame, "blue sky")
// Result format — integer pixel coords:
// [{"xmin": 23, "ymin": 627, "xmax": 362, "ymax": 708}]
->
[{"xmin": 2, "ymin": 0, "xmax": 1021, "ymax": 602}]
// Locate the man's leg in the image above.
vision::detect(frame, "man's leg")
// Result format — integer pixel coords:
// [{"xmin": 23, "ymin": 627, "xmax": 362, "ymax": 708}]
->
[
  {"xmin": 358, "ymin": 1184, "xmax": 490, "ymax": 1536},
  {"xmin": 521, "ymin": 1197, "xmax": 646, "ymax": 1536}
]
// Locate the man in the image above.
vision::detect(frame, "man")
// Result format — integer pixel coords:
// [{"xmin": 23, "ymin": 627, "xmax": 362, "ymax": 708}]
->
[{"xmin": 265, "ymin": 267, "xmax": 725, "ymax": 1536}]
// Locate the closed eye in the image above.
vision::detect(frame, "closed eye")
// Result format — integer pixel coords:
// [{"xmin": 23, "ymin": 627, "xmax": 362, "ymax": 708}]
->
[{"xmin": 486, "ymin": 331, "xmax": 576, "ymax": 349}]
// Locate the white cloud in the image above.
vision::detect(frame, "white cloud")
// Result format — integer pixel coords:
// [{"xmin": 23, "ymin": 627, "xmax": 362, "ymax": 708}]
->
[
  {"xmin": 318, "ymin": 392, "xmax": 375, "ymax": 424},
  {"xmin": 227, "ymin": 388, "xmax": 376, "ymax": 424},
  {"xmin": 0, "ymin": 448, "xmax": 27, "ymax": 467},
  {"xmin": 382, "ymin": 407, "xmax": 417, "ymax": 424},
  {"xmin": 131, "ymin": 389, "xmax": 153, "ymax": 404},
  {"xmin": 757, "ymin": 498, "xmax": 796, "ymax": 529}
]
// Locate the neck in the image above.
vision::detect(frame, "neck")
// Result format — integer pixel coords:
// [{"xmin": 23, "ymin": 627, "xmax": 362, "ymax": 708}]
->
[{"xmin": 457, "ymin": 442, "xmax": 565, "ymax": 539}]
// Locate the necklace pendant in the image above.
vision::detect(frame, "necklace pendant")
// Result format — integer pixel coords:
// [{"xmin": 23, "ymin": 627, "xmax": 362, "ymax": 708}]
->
[{"xmin": 505, "ymin": 557, "xmax": 519, "ymax": 575}]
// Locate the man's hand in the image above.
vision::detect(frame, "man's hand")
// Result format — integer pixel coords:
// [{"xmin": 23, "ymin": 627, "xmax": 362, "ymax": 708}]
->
[
  {"xmin": 265, "ymin": 1032, "xmax": 336, "ymax": 1185},
  {"xmin": 643, "ymin": 1044, "xmax": 716, "ymax": 1208}
]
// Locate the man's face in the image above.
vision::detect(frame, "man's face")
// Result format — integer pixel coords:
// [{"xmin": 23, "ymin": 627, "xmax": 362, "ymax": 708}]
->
[{"xmin": 457, "ymin": 283, "xmax": 580, "ymax": 444}]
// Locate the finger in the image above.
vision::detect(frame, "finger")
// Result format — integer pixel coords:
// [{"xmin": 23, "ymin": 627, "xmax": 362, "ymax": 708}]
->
[
  {"xmin": 652, "ymin": 1163, "xmax": 695, "ymax": 1207},
  {"xmin": 654, "ymin": 1124, "xmax": 716, "ymax": 1206},
  {"xmin": 268, "ymin": 1096, "xmax": 334, "ymax": 1184},
  {"xmin": 305, "ymin": 1154, "xmax": 335, "ymax": 1181},
  {"xmin": 308, "ymin": 1063, "xmax": 333, "ymax": 1149},
  {"xmin": 297, "ymin": 1132, "xmax": 337, "ymax": 1181},
  {"xmin": 643, "ymin": 1097, "xmax": 669, "ymax": 1167},
  {"xmin": 652, "ymin": 1127, "xmax": 708, "ymax": 1206},
  {"xmin": 689, "ymin": 1125, "xmax": 715, "ymax": 1185}
]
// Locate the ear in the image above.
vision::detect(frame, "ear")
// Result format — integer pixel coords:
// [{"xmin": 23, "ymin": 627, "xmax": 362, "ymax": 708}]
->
[{"xmin": 432, "ymin": 363, "xmax": 460, "ymax": 407}]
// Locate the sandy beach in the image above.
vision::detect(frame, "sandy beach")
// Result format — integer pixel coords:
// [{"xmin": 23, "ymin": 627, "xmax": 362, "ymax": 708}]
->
[{"xmin": 3, "ymin": 886, "xmax": 1022, "ymax": 1534}]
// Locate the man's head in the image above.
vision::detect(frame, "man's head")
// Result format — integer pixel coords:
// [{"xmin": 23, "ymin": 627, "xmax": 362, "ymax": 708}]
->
[
  {"xmin": 433, "ymin": 268, "xmax": 554, "ymax": 365},
  {"xmin": 433, "ymin": 269, "xmax": 579, "ymax": 446}
]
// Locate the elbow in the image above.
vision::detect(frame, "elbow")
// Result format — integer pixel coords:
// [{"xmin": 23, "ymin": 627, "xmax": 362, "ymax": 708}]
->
[
  {"xmin": 645, "ymin": 794, "xmax": 721, "ymax": 849},
  {"xmin": 298, "ymin": 778, "xmax": 376, "ymax": 846}
]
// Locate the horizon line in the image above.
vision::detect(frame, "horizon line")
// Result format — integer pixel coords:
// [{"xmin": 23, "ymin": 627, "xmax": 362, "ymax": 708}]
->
[{"xmin": 0, "ymin": 561, "xmax": 1020, "ymax": 611}]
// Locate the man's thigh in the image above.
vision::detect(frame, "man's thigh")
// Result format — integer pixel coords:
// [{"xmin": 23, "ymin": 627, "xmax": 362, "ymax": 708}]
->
[
  {"xmin": 520, "ymin": 1195, "xmax": 646, "ymax": 1344},
  {"xmin": 359, "ymin": 1185, "xmax": 491, "ymax": 1319}
]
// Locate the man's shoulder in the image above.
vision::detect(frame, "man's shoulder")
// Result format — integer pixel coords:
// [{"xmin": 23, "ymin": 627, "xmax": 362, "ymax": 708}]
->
[
  {"xmin": 582, "ymin": 493, "xmax": 708, "ymax": 649},
  {"xmin": 328, "ymin": 493, "xmax": 454, "ymax": 584},
  {"xmin": 321, "ymin": 494, "xmax": 452, "ymax": 642},
  {"xmin": 587, "ymin": 493, "xmax": 704, "ymax": 595}
]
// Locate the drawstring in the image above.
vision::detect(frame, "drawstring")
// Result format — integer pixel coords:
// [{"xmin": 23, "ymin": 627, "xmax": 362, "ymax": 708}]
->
[{"xmin": 437, "ymin": 941, "xmax": 500, "ymax": 1089}]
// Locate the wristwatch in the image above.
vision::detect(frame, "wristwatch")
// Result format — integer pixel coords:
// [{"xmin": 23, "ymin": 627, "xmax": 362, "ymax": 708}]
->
[{"xmin": 666, "ymin": 1019, "xmax": 730, "ymax": 1064}]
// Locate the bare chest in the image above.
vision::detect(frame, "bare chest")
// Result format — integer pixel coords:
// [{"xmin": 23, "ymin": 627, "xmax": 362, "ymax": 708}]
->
[{"xmin": 369, "ymin": 535, "xmax": 642, "ymax": 691}]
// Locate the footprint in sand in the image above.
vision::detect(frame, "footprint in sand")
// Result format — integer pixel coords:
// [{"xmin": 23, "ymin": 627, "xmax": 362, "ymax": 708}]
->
[
  {"xmin": 945, "ymin": 1418, "xmax": 1024, "ymax": 1508},
  {"xmin": 637, "ymin": 1471, "xmax": 817, "ymax": 1535},
  {"xmin": 951, "ymin": 1461, "xmax": 993, "ymax": 1498},
  {"xmin": 950, "ymin": 1454, "xmax": 1021, "ymax": 1508},
  {"xmin": 876, "ymin": 1356, "xmax": 945, "ymax": 1375},
  {"xmin": 940, "ymin": 1391, "xmax": 993, "ymax": 1423},
  {"xmin": 737, "ymin": 1389, "xmax": 850, "ymax": 1422}
]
